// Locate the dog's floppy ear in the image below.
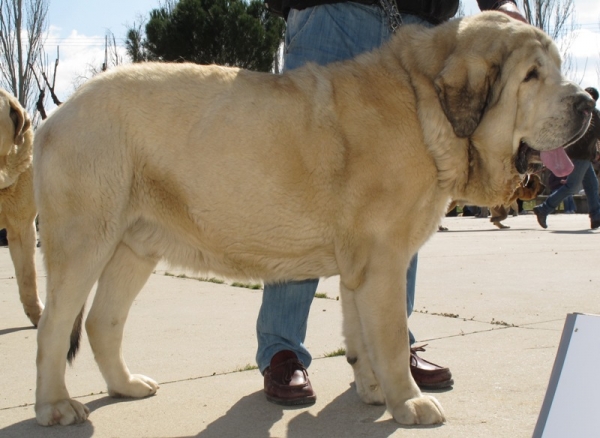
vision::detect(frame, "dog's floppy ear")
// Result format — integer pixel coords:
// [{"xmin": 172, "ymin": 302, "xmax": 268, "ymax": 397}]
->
[
  {"xmin": 434, "ymin": 57, "xmax": 500, "ymax": 138},
  {"xmin": 9, "ymin": 98, "xmax": 31, "ymax": 146}
]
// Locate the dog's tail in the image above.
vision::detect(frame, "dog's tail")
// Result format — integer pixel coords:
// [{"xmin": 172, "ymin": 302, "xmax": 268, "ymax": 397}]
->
[{"xmin": 67, "ymin": 306, "xmax": 85, "ymax": 364}]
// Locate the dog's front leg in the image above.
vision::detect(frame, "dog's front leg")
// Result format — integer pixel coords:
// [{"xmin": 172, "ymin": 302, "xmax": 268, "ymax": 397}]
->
[
  {"xmin": 7, "ymin": 219, "xmax": 43, "ymax": 326},
  {"xmin": 340, "ymin": 280, "xmax": 385, "ymax": 405},
  {"xmin": 341, "ymin": 248, "xmax": 445, "ymax": 425}
]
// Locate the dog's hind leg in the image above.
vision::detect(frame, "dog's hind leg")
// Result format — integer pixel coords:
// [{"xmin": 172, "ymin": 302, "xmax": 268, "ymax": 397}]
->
[
  {"xmin": 86, "ymin": 241, "xmax": 159, "ymax": 399},
  {"xmin": 510, "ymin": 200, "xmax": 520, "ymax": 216},
  {"xmin": 35, "ymin": 242, "xmax": 113, "ymax": 426},
  {"xmin": 490, "ymin": 206, "xmax": 510, "ymax": 229}
]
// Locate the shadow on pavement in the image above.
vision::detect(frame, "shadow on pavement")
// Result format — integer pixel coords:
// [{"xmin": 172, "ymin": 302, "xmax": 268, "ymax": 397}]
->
[
  {"xmin": 0, "ymin": 326, "xmax": 35, "ymax": 336},
  {"xmin": 0, "ymin": 417, "xmax": 93, "ymax": 438},
  {"xmin": 193, "ymin": 387, "xmax": 443, "ymax": 438}
]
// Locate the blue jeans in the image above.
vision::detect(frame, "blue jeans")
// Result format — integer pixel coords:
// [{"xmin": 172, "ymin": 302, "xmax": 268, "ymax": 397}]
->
[
  {"xmin": 537, "ymin": 159, "xmax": 600, "ymax": 220},
  {"xmin": 563, "ymin": 195, "xmax": 576, "ymax": 213},
  {"xmin": 256, "ymin": 3, "xmax": 429, "ymax": 373}
]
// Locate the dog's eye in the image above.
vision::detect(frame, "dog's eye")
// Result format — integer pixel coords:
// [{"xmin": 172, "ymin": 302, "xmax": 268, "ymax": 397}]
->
[{"xmin": 524, "ymin": 68, "xmax": 539, "ymax": 82}]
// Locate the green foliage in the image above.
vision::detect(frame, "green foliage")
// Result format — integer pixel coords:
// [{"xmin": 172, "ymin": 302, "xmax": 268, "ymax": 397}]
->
[
  {"xmin": 324, "ymin": 347, "xmax": 346, "ymax": 358},
  {"xmin": 128, "ymin": 0, "xmax": 285, "ymax": 72},
  {"xmin": 236, "ymin": 363, "xmax": 259, "ymax": 371},
  {"xmin": 231, "ymin": 281, "xmax": 263, "ymax": 290}
]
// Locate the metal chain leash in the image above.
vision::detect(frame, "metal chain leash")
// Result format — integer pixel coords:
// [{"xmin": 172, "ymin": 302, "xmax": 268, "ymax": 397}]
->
[{"xmin": 379, "ymin": 0, "xmax": 403, "ymax": 33}]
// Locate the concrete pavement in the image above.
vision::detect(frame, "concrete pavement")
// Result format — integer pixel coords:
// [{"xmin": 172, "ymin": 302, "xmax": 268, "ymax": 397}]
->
[{"xmin": 1, "ymin": 213, "xmax": 599, "ymax": 437}]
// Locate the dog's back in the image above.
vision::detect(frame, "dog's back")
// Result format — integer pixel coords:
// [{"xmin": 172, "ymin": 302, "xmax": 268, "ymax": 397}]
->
[{"xmin": 33, "ymin": 62, "xmax": 350, "ymax": 282}]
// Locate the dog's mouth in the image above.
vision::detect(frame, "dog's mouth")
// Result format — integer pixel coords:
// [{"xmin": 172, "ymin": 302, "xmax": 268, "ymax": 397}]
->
[
  {"xmin": 517, "ymin": 110, "xmax": 593, "ymax": 176},
  {"xmin": 515, "ymin": 141, "xmax": 573, "ymax": 176}
]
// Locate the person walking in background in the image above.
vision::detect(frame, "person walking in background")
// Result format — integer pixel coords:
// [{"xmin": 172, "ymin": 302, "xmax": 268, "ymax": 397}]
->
[
  {"xmin": 547, "ymin": 173, "xmax": 576, "ymax": 213},
  {"xmin": 533, "ymin": 87, "xmax": 600, "ymax": 229}
]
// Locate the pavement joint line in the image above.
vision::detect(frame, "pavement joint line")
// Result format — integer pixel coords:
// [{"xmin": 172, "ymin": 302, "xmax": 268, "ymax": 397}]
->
[
  {"xmin": 416, "ymin": 317, "xmax": 572, "ymax": 343},
  {"xmin": 414, "ymin": 310, "xmax": 568, "ymax": 331},
  {"xmin": 414, "ymin": 310, "xmax": 519, "ymax": 327},
  {"xmin": 0, "ymin": 356, "xmax": 348, "ymax": 412},
  {"xmin": 0, "ymin": 315, "xmax": 548, "ymax": 410},
  {"xmin": 418, "ymin": 325, "xmax": 516, "ymax": 343},
  {"xmin": 0, "ymin": 321, "xmax": 560, "ymax": 412},
  {"xmin": 419, "ymin": 247, "xmax": 599, "ymax": 258}
]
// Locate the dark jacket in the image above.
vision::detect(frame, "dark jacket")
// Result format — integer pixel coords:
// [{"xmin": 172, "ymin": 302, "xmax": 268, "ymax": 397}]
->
[
  {"xmin": 566, "ymin": 108, "xmax": 600, "ymax": 161},
  {"xmin": 278, "ymin": 0, "xmax": 513, "ymax": 23}
]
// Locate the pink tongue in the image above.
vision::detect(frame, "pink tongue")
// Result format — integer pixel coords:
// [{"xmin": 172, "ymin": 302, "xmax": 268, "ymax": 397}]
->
[{"xmin": 540, "ymin": 149, "xmax": 574, "ymax": 177}]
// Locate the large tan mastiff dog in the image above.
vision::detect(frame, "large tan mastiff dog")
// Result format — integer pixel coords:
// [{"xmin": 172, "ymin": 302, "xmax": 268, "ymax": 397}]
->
[
  {"xmin": 33, "ymin": 13, "xmax": 593, "ymax": 426},
  {"xmin": 0, "ymin": 88, "xmax": 42, "ymax": 326}
]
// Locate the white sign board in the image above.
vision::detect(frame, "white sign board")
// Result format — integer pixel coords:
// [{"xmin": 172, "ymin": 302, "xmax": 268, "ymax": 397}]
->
[{"xmin": 534, "ymin": 313, "xmax": 600, "ymax": 437}]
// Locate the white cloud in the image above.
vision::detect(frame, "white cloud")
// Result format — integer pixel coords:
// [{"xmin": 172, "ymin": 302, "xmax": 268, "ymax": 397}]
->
[
  {"xmin": 574, "ymin": 0, "xmax": 600, "ymax": 21},
  {"xmin": 44, "ymin": 26, "xmax": 130, "ymax": 108},
  {"xmin": 568, "ymin": 29, "xmax": 600, "ymax": 58},
  {"xmin": 558, "ymin": 28, "xmax": 600, "ymax": 86}
]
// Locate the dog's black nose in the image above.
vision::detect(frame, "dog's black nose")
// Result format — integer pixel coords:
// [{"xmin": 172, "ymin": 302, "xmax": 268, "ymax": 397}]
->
[{"xmin": 574, "ymin": 92, "xmax": 595, "ymax": 114}]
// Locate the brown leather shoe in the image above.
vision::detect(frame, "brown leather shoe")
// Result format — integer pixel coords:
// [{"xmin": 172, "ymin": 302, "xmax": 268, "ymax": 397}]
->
[
  {"xmin": 263, "ymin": 350, "xmax": 317, "ymax": 406},
  {"xmin": 410, "ymin": 345, "xmax": 454, "ymax": 390}
]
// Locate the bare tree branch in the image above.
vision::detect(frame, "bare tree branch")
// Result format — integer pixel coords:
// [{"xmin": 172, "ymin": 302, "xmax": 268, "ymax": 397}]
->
[
  {"xmin": 28, "ymin": 61, "xmax": 47, "ymax": 119},
  {"xmin": 0, "ymin": 0, "xmax": 49, "ymax": 119},
  {"xmin": 519, "ymin": 0, "xmax": 577, "ymax": 77},
  {"xmin": 76, "ymin": 30, "xmax": 123, "ymax": 85}
]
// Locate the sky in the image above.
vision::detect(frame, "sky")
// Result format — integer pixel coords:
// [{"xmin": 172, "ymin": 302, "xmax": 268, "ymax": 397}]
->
[
  {"xmin": 43, "ymin": 0, "xmax": 600, "ymax": 103},
  {"xmin": 44, "ymin": 0, "xmax": 159, "ymax": 99}
]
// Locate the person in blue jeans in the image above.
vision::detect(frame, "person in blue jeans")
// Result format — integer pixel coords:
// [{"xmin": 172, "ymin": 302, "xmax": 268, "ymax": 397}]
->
[
  {"xmin": 534, "ymin": 87, "xmax": 600, "ymax": 230},
  {"xmin": 546, "ymin": 173, "xmax": 576, "ymax": 213},
  {"xmin": 259, "ymin": 0, "xmax": 527, "ymax": 405}
]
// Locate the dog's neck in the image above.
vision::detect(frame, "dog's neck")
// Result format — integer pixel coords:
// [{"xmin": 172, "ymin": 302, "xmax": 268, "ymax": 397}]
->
[
  {"xmin": 462, "ymin": 140, "xmax": 521, "ymax": 206},
  {"xmin": 384, "ymin": 20, "xmax": 522, "ymax": 207},
  {"xmin": 381, "ymin": 26, "xmax": 473, "ymax": 198}
]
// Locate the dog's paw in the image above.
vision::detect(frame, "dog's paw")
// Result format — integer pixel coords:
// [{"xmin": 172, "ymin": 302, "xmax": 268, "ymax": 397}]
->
[
  {"xmin": 353, "ymin": 370, "xmax": 385, "ymax": 405},
  {"xmin": 356, "ymin": 381, "xmax": 385, "ymax": 405},
  {"xmin": 25, "ymin": 302, "xmax": 44, "ymax": 327},
  {"xmin": 391, "ymin": 395, "xmax": 445, "ymax": 425},
  {"xmin": 108, "ymin": 374, "xmax": 159, "ymax": 398},
  {"xmin": 36, "ymin": 399, "xmax": 90, "ymax": 426}
]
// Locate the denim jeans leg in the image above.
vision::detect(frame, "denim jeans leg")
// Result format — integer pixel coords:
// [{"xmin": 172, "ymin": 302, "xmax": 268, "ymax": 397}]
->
[
  {"xmin": 406, "ymin": 254, "xmax": 418, "ymax": 345},
  {"xmin": 582, "ymin": 161, "xmax": 600, "ymax": 219},
  {"xmin": 283, "ymin": 4, "xmax": 432, "ymax": 71},
  {"xmin": 257, "ymin": 279, "xmax": 319, "ymax": 373},
  {"xmin": 283, "ymin": 4, "xmax": 391, "ymax": 72},
  {"xmin": 563, "ymin": 196, "xmax": 576, "ymax": 212},
  {"xmin": 539, "ymin": 159, "xmax": 588, "ymax": 214}
]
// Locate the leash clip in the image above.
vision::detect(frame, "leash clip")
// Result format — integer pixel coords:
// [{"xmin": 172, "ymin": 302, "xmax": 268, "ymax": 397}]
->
[{"xmin": 379, "ymin": 0, "xmax": 403, "ymax": 33}]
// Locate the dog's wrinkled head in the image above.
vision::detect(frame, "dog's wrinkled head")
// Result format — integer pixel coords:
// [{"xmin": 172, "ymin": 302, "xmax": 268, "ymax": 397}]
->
[
  {"xmin": 433, "ymin": 12, "xmax": 592, "ymax": 178},
  {"xmin": 0, "ymin": 88, "xmax": 31, "ymax": 155},
  {"xmin": 0, "ymin": 88, "xmax": 33, "ymax": 189}
]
